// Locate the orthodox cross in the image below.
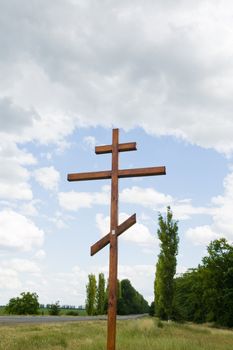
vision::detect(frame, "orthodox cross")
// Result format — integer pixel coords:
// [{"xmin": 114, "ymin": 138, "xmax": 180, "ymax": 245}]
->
[{"xmin": 67, "ymin": 128, "xmax": 166, "ymax": 350}]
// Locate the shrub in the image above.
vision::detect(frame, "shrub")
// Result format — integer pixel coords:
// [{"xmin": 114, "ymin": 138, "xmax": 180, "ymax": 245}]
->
[
  {"xmin": 48, "ymin": 301, "xmax": 60, "ymax": 316},
  {"xmin": 5, "ymin": 292, "xmax": 39, "ymax": 315},
  {"xmin": 65, "ymin": 310, "xmax": 79, "ymax": 316}
]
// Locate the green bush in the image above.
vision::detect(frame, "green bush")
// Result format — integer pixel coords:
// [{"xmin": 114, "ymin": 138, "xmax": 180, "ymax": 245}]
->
[
  {"xmin": 5, "ymin": 292, "xmax": 39, "ymax": 315},
  {"xmin": 48, "ymin": 301, "xmax": 60, "ymax": 316},
  {"xmin": 65, "ymin": 310, "xmax": 79, "ymax": 316}
]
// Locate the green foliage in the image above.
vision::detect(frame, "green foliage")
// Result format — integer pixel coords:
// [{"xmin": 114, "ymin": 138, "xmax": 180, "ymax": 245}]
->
[
  {"xmin": 5, "ymin": 292, "xmax": 39, "ymax": 315},
  {"xmin": 174, "ymin": 238, "xmax": 233, "ymax": 327},
  {"xmin": 86, "ymin": 274, "xmax": 149, "ymax": 315},
  {"xmin": 149, "ymin": 301, "xmax": 155, "ymax": 316},
  {"xmin": 48, "ymin": 301, "xmax": 60, "ymax": 316},
  {"xmin": 154, "ymin": 206, "xmax": 179, "ymax": 320},
  {"xmin": 117, "ymin": 279, "xmax": 149, "ymax": 315},
  {"xmin": 96, "ymin": 273, "xmax": 106, "ymax": 315},
  {"xmin": 65, "ymin": 310, "xmax": 79, "ymax": 316},
  {"xmin": 85, "ymin": 274, "xmax": 97, "ymax": 315}
]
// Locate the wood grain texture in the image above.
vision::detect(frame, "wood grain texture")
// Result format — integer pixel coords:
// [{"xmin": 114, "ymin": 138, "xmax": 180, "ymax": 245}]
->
[
  {"xmin": 118, "ymin": 166, "xmax": 166, "ymax": 178},
  {"xmin": 67, "ymin": 166, "xmax": 165, "ymax": 182},
  {"xmin": 95, "ymin": 142, "xmax": 137, "ymax": 154},
  {"xmin": 107, "ymin": 128, "xmax": 119, "ymax": 350},
  {"xmin": 67, "ymin": 170, "xmax": 111, "ymax": 182}
]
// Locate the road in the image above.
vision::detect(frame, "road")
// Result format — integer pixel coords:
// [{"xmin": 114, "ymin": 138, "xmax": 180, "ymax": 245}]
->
[{"xmin": 0, "ymin": 314, "xmax": 147, "ymax": 324}]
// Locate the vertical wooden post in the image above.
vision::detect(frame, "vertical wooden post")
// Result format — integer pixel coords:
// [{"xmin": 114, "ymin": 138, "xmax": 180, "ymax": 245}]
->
[
  {"xmin": 67, "ymin": 128, "xmax": 166, "ymax": 350},
  {"xmin": 107, "ymin": 129, "xmax": 119, "ymax": 350}
]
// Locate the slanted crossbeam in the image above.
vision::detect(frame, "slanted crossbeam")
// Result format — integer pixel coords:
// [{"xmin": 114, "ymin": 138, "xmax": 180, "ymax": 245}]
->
[
  {"xmin": 67, "ymin": 128, "xmax": 166, "ymax": 350},
  {"xmin": 91, "ymin": 214, "xmax": 136, "ymax": 256}
]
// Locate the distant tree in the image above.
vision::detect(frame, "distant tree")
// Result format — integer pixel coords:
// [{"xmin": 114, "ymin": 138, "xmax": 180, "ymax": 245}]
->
[
  {"xmin": 149, "ymin": 301, "xmax": 155, "ymax": 317},
  {"xmin": 173, "ymin": 238, "xmax": 233, "ymax": 327},
  {"xmin": 48, "ymin": 301, "xmax": 60, "ymax": 316},
  {"xmin": 202, "ymin": 238, "xmax": 233, "ymax": 325},
  {"xmin": 118, "ymin": 279, "xmax": 149, "ymax": 315},
  {"xmin": 96, "ymin": 273, "xmax": 106, "ymax": 315},
  {"xmin": 173, "ymin": 268, "xmax": 206, "ymax": 323},
  {"xmin": 5, "ymin": 292, "xmax": 39, "ymax": 315},
  {"xmin": 85, "ymin": 274, "xmax": 97, "ymax": 315},
  {"xmin": 154, "ymin": 206, "xmax": 179, "ymax": 320}
]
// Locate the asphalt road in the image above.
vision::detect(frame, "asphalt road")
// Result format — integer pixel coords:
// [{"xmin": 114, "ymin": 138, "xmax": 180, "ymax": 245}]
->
[{"xmin": 0, "ymin": 314, "xmax": 147, "ymax": 324}]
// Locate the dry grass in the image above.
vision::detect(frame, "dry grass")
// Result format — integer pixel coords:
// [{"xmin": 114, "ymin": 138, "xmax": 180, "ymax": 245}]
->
[{"xmin": 0, "ymin": 317, "xmax": 232, "ymax": 350}]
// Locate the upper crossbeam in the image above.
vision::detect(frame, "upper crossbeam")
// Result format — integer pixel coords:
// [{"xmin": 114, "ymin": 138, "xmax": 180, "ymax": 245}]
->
[{"xmin": 95, "ymin": 142, "xmax": 137, "ymax": 154}]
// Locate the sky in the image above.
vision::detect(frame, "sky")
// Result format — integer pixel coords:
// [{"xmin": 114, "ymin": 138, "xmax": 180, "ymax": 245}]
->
[{"xmin": 1, "ymin": 0, "xmax": 233, "ymax": 307}]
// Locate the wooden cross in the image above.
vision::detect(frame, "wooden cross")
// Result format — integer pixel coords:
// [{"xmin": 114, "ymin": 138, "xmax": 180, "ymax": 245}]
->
[{"xmin": 67, "ymin": 128, "xmax": 166, "ymax": 350}]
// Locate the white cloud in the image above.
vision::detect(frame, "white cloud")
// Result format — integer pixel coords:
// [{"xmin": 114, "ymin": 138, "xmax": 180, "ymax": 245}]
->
[
  {"xmin": 48, "ymin": 211, "xmax": 67, "ymax": 229},
  {"xmin": 0, "ymin": 267, "xmax": 21, "ymax": 290},
  {"xmin": 40, "ymin": 266, "xmax": 89, "ymax": 305},
  {"xmin": 58, "ymin": 186, "xmax": 109, "ymax": 211},
  {"xmin": 59, "ymin": 184, "xmax": 213, "ymax": 224},
  {"xmin": 83, "ymin": 136, "xmax": 96, "ymax": 150},
  {"xmin": 120, "ymin": 186, "xmax": 172, "ymax": 208},
  {"xmin": 95, "ymin": 213, "xmax": 109, "ymax": 236},
  {"xmin": 59, "ymin": 185, "xmax": 171, "ymax": 212},
  {"xmin": 0, "ymin": 140, "xmax": 37, "ymax": 165},
  {"xmin": 0, "ymin": 157, "xmax": 33, "ymax": 201},
  {"xmin": 0, "ymin": 209, "xmax": 44, "ymax": 252},
  {"xmin": 210, "ymin": 171, "xmax": 233, "ymax": 241},
  {"xmin": 0, "ymin": 140, "xmax": 35, "ymax": 201},
  {"xmin": 185, "ymin": 169, "xmax": 233, "ymax": 246},
  {"xmin": 34, "ymin": 249, "xmax": 46, "ymax": 260},
  {"xmin": 20, "ymin": 200, "xmax": 40, "ymax": 216},
  {"xmin": 58, "ymin": 191, "xmax": 93, "ymax": 211},
  {"xmin": 120, "ymin": 187, "xmax": 213, "ymax": 221},
  {"xmin": 1, "ymin": 259, "xmax": 41, "ymax": 274},
  {"xmin": 172, "ymin": 200, "xmax": 214, "ymax": 221},
  {"xmin": 118, "ymin": 264, "xmax": 155, "ymax": 303},
  {"xmin": 0, "ymin": 1, "xmax": 233, "ymax": 153},
  {"xmin": 0, "ymin": 182, "xmax": 32, "ymax": 201},
  {"xmin": 34, "ymin": 166, "xmax": 60, "ymax": 191},
  {"xmin": 186, "ymin": 225, "xmax": 221, "ymax": 246}
]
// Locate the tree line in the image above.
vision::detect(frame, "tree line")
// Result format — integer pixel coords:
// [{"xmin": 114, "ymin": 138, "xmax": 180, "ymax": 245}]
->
[
  {"xmin": 153, "ymin": 206, "xmax": 233, "ymax": 328},
  {"xmin": 173, "ymin": 238, "xmax": 233, "ymax": 327},
  {"xmin": 4, "ymin": 206, "xmax": 233, "ymax": 327},
  {"xmin": 85, "ymin": 273, "xmax": 149, "ymax": 315}
]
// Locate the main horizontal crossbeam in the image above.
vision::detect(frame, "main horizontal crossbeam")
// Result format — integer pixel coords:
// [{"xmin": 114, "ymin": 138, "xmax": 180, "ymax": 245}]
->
[
  {"xmin": 91, "ymin": 214, "xmax": 136, "ymax": 256},
  {"xmin": 67, "ymin": 166, "xmax": 166, "ymax": 182}
]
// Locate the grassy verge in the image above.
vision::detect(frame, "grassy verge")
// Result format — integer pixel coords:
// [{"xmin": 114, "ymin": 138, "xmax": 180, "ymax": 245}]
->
[
  {"xmin": 0, "ymin": 306, "xmax": 86, "ymax": 316},
  {"xmin": 0, "ymin": 317, "xmax": 232, "ymax": 350},
  {"xmin": 39, "ymin": 308, "xmax": 87, "ymax": 316}
]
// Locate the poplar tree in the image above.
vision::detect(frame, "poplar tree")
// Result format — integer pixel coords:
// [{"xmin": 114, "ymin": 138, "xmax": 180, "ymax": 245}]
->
[
  {"xmin": 86, "ymin": 274, "xmax": 97, "ymax": 315},
  {"xmin": 96, "ymin": 273, "xmax": 106, "ymax": 315},
  {"xmin": 154, "ymin": 206, "xmax": 179, "ymax": 320}
]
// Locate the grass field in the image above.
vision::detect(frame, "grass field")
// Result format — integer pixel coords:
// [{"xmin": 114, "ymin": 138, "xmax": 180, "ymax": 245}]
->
[
  {"xmin": 0, "ymin": 317, "xmax": 232, "ymax": 350},
  {"xmin": 0, "ymin": 306, "xmax": 86, "ymax": 316}
]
